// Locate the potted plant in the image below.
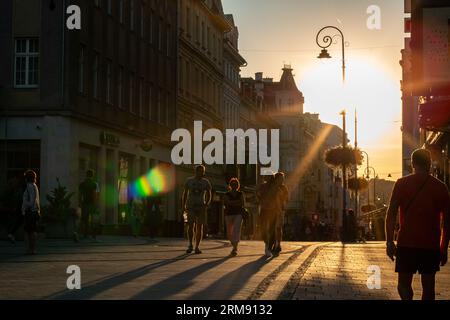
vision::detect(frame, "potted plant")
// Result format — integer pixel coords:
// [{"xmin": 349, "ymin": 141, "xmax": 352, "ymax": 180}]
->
[{"xmin": 42, "ymin": 178, "xmax": 75, "ymax": 239}]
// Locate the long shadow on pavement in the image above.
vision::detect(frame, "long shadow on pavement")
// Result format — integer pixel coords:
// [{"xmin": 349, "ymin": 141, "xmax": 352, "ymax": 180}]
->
[
  {"xmin": 131, "ymin": 256, "xmax": 232, "ymax": 299},
  {"xmin": 47, "ymin": 253, "xmax": 191, "ymax": 300},
  {"xmin": 188, "ymin": 256, "xmax": 269, "ymax": 300}
]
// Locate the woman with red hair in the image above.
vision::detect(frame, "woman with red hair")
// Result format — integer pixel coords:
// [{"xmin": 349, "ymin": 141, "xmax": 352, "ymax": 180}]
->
[{"xmin": 223, "ymin": 178, "xmax": 245, "ymax": 257}]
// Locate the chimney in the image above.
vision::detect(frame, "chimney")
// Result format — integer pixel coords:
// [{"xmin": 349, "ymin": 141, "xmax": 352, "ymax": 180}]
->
[{"xmin": 255, "ymin": 72, "xmax": 263, "ymax": 81}]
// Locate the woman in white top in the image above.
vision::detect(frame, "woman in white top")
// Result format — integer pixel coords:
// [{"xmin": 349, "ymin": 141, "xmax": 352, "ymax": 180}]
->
[{"xmin": 22, "ymin": 170, "xmax": 40, "ymax": 255}]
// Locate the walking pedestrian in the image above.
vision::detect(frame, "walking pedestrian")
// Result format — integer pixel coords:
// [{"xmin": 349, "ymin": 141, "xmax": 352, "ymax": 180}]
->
[
  {"xmin": 223, "ymin": 178, "xmax": 245, "ymax": 257},
  {"xmin": 257, "ymin": 174, "xmax": 278, "ymax": 257},
  {"xmin": 78, "ymin": 169, "xmax": 100, "ymax": 241},
  {"xmin": 22, "ymin": 170, "xmax": 40, "ymax": 255},
  {"xmin": 6, "ymin": 175, "xmax": 26, "ymax": 244},
  {"xmin": 182, "ymin": 165, "xmax": 212, "ymax": 254},
  {"xmin": 273, "ymin": 172, "xmax": 288, "ymax": 256},
  {"xmin": 385, "ymin": 149, "xmax": 450, "ymax": 300},
  {"xmin": 347, "ymin": 209, "xmax": 357, "ymax": 243}
]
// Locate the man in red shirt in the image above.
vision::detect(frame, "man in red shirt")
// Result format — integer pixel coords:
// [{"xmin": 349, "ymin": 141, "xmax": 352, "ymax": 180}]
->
[{"xmin": 386, "ymin": 149, "xmax": 449, "ymax": 300}]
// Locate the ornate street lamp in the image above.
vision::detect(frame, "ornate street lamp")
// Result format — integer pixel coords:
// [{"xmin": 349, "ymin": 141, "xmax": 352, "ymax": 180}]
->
[{"xmin": 316, "ymin": 26, "xmax": 346, "ymax": 83}]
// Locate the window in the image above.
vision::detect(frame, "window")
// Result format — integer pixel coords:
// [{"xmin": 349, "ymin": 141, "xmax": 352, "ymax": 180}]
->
[
  {"xmin": 107, "ymin": 0, "xmax": 112, "ymax": 15},
  {"xmin": 201, "ymin": 21, "xmax": 205, "ymax": 47},
  {"xmin": 148, "ymin": 85, "xmax": 153, "ymax": 120},
  {"xmin": 129, "ymin": 73, "xmax": 135, "ymax": 113},
  {"xmin": 185, "ymin": 61, "xmax": 190, "ymax": 95},
  {"xmin": 130, "ymin": 0, "xmax": 135, "ymax": 31},
  {"xmin": 207, "ymin": 26, "xmax": 210, "ymax": 52},
  {"xmin": 119, "ymin": 0, "xmax": 123, "ymax": 24},
  {"xmin": 77, "ymin": 45, "xmax": 84, "ymax": 93},
  {"xmin": 140, "ymin": 4, "xmax": 144, "ymax": 38},
  {"xmin": 212, "ymin": 33, "xmax": 216, "ymax": 58},
  {"xmin": 14, "ymin": 38, "xmax": 39, "ymax": 88},
  {"xmin": 149, "ymin": 11, "xmax": 153, "ymax": 44},
  {"xmin": 138, "ymin": 79, "xmax": 143, "ymax": 117},
  {"xmin": 166, "ymin": 26, "xmax": 171, "ymax": 56},
  {"xmin": 158, "ymin": 20, "xmax": 163, "ymax": 51},
  {"xmin": 118, "ymin": 66, "xmax": 123, "ymax": 108},
  {"xmin": 165, "ymin": 93, "xmax": 170, "ymax": 126},
  {"xmin": 93, "ymin": 53, "xmax": 99, "ymax": 99},
  {"xmin": 157, "ymin": 89, "xmax": 162, "ymax": 123},
  {"xmin": 195, "ymin": 15, "xmax": 199, "ymax": 43},
  {"xmin": 106, "ymin": 60, "xmax": 112, "ymax": 104},
  {"xmin": 186, "ymin": 7, "xmax": 191, "ymax": 36}
]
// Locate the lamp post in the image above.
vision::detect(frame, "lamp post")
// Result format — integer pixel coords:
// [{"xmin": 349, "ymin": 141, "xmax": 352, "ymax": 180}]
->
[
  {"xmin": 340, "ymin": 110, "xmax": 347, "ymax": 241},
  {"xmin": 361, "ymin": 150, "xmax": 370, "ymax": 206},
  {"xmin": 365, "ymin": 166, "xmax": 377, "ymax": 208},
  {"xmin": 316, "ymin": 26, "xmax": 346, "ymax": 83}
]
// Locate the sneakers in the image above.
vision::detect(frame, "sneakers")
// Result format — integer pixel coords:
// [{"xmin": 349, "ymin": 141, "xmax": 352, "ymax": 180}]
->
[
  {"xmin": 186, "ymin": 246, "xmax": 202, "ymax": 254},
  {"xmin": 229, "ymin": 249, "xmax": 237, "ymax": 257},
  {"xmin": 7, "ymin": 234, "xmax": 15, "ymax": 244},
  {"xmin": 272, "ymin": 246, "xmax": 281, "ymax": 257},
  {"xmin": 264, "ymin": 244, "xmax": 272, "ymax": 258}
]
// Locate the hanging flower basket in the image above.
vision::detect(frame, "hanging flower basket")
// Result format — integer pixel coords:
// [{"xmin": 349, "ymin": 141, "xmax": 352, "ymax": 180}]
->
[
  {"xmin": 324, "ymin": 147, "xmax": 363, "ymax": 167},
  {"xmin": 347, "ymin": 177, "xmax": 369, "ymax": 191}
]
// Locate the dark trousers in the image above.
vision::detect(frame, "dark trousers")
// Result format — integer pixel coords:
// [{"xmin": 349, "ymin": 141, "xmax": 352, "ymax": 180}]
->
[
  {"xmin": 260, "ymin": 211, "xmax": 277, "ymax": 251},
  {"xmin": 80, "ymin": 203, "xmax": 97, "ymax": 238},
  {"xmin": 8, "ymin": 209, "xmax": 24, "ymax": 235}
]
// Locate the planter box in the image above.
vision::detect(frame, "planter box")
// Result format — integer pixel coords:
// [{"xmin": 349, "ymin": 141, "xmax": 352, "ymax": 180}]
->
[{"xmin": 43, "ymin": 219, "xmax": 76, "ymax": 239}]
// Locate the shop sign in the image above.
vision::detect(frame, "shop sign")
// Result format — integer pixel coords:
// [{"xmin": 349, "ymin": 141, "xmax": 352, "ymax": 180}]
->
[
  {"xmin": 100, "ymin": 132, "xmax": 120, "ymax": 147},
  {"xmin": 140, "ymin": 139, "xmax": 153, "ymax": 152}
]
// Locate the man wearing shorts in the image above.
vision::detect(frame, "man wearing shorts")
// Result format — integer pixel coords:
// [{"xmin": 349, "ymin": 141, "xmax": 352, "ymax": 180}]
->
[
  {"xmin": 386, "ymin": 149, "xmax": 449, "ymax": 300},
  {"xmin": 182, "ymin": 165, "xmax": 212, "ymax": 254}
]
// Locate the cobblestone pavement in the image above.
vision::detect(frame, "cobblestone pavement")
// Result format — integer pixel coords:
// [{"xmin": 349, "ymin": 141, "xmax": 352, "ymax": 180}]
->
[
  {"xmin": 289, "ymin": 242, "xmax": 450, "ymax": 300},
  {"xmin": 1, "ymin": 239, "xmax": 448, "ymax": 300},
  {"xmin": 0, "ymin": 237, "xmax": 310, "ymax": 300}
]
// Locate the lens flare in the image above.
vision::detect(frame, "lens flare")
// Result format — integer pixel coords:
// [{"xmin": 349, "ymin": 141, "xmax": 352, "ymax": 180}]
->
[{"xmin": 129, "ymin": 164, "xmax": 175, "ymax": 198}]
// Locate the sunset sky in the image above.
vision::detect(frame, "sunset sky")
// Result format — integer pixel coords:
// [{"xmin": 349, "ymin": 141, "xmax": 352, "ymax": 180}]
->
[{"xmin": 223, "ymin": 0, "xmax": 405, "ymax": 180}]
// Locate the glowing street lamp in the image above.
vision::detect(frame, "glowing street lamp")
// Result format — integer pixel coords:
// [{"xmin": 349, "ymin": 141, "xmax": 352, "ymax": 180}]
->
[{"xmin": 316, "ymin": 26, "xmax": 346, "ymax": 83}]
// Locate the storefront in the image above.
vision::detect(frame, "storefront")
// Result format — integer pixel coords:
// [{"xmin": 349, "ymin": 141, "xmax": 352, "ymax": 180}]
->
[
  {"xmin": 0, "ymin": 116, "xmax": 177, "ymax": 236},
  {"xmin": 420, "ymin": 98, "xmax": 450, "ymax": 188}
]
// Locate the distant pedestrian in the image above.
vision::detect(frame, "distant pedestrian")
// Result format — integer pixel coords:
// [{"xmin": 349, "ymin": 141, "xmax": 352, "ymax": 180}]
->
[
  {"xmin": 223, "ymin": 178, "xmax": 245, "ymax": 257},
  {"xmin": 129, "ymin": 196, "xmax": 143, "ymax": 237},
  {"xmin": 257, "ymin": 174, "xmax": 278, "ymax": 257},
  {"xmin": 385, "ymin": 149, "xmax": 450, "ymax": 300},
  {"xmin": 78, "ymin": 169, "xmax": 100, "ymax": 241},
  {"xmin": 22, "ymin": 170, "xmax": 40, "ymax": 255},
  {"xmin": 182, "ymin": 165, "xmax": 212, "ymax": 254},
  {"xmin": 347, "ymin": 209, "xmax": 357, "ymax": 243},
  {"xmin": 6, "ymin": 175, "xmax": 26, "ymax": 244},
  {"xmin": 273, "ymin": 172, "xmax": 288, "ymax": 256}
]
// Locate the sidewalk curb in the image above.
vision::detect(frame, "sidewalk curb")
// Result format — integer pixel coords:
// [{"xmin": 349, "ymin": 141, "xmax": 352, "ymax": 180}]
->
[{"xmin": 258, "ymin": 242, "xmax": 333, "ymax": 300}]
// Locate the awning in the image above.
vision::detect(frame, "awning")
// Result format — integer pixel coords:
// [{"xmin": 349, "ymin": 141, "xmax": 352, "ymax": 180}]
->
[{"xmin": 419, "ymin": 100, "xmax": 450, "ymax": 131}]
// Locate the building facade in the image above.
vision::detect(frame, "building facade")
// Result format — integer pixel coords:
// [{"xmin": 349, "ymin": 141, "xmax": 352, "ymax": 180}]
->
[
  {"xmin": 0, "ymin": 0, "xmax": 179, "ymax": 235},
  {"xmin": 402, "ymin": 0, "xmax": 450, "ymax": 186},
  {"xmin": 176, "ymin": 0, "xmax": 233, "ymax": 236}
]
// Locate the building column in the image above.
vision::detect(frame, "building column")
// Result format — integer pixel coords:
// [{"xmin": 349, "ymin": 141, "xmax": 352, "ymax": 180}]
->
[
  {"xmin": 112, "ymin": 149, "xmax": 119, "ymax": 225},
  {"xmin": 98, "ymin": 146, "xmax": 107, "ymax": 225}
]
